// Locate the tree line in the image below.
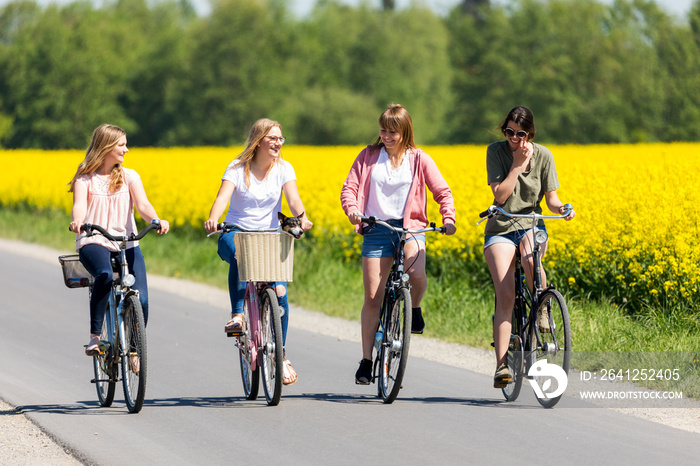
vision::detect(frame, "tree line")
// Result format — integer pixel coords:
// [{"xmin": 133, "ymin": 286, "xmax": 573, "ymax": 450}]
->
[{"xmin": 0, "ymin": 0, "xmax": 699, "ymax": 149}]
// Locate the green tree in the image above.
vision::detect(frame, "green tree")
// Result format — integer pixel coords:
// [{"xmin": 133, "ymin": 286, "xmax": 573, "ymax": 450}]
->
[{"xmin": 162, "ymin": 0, "xmax": 298, "ymax": 145}]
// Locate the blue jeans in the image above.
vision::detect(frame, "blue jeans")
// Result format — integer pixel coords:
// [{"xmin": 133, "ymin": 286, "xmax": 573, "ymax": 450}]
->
[
  {"xmin": 218, "ymin": 231, "xmax": 290, "ymax": 346},
  {"xmin": 79, "ymin": 244, "xmax": 149, "ymax": 335}
]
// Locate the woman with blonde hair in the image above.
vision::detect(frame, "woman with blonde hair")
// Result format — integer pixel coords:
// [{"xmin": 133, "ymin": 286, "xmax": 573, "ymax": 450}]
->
[
  {"xmin": 204, "ymin": 118, "xmax": 312, "ymax": 386},
  {"xmin": 69, "ymin": 124, "xmax": 169, "ymax": 356}
]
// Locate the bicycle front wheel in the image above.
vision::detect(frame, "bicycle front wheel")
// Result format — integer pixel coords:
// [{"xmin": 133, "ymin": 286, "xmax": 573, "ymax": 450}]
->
[
  {"xmin": 239, "ymin": 299, "xmax": 259, "ymax": 400},
  {"xmin": 532, "ymin": 288, "xmax": 571, "ymax": 409},
  {"xmin": 93, "ymin": 316, "xmax": 116, "ymax": 407},
  {"xmin": 379, "ymin": 286, "xmax": 412, "ymax": 404},
  {"xmin": 121, "ymin": 294, "xmax": 147, "ymax": 413},
  {"xmin": 260, "ymin": 288, "xmax": 283, "ymax": 406}
]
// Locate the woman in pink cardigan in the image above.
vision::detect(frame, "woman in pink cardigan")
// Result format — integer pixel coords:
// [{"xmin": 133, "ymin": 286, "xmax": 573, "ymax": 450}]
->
[{"xmin": 340, "ymin": 104, "xmax": 457, "ymax": 385}]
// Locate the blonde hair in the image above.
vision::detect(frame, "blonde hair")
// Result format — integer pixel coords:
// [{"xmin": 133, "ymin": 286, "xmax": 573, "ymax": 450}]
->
[
  {"xmin": 68, "ymin": 124, "xmax": 126, "ymax": 193},
  {"xmin": 233, "ymin": 118, "xmax": 282, "ymax": 187},
  {"xmin": 372, "ymin": 103, "xmax": 416, "ymax": 156}
]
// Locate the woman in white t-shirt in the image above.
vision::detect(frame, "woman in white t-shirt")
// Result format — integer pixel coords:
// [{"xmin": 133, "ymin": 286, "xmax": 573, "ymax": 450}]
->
[{"xmin": 204, "ymin": 118, "xmax": 312, "ymax": 386}]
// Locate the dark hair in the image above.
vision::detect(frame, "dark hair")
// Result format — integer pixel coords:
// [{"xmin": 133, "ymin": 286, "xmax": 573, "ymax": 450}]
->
[{"xmin": 500, "ymin": 106, "xmax": 536, "ymax": 141}]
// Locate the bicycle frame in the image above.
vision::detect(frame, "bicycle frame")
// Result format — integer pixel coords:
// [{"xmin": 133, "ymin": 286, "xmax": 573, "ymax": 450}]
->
[
  {"xmin": 79, "ymin": 220, "xmax": 160, "ymax": 413},
  {"xmin": 239, "ymin": 281, "xmax": 267, "ymax": 370},
  {"xmin": 358, "ymin": 215, "xmax": 445, "ymax": 403}
]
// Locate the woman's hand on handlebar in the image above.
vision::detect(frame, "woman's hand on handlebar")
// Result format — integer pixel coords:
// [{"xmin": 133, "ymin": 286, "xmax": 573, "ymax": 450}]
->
[
  {"xmin": 155, "ymin": 219, "xmax": 170, "ymax": 234},
  {"xmin": 443, "ymin": 223, "xmax": 457, "ymax": 236},
  {"xmin": 559, "ymin": 204, "xmax": 575, "ymax": 221},
  {"xmin": 204, "ymin": 219, "xmax": 220, "ymax": 234},
  {"xmin": 69, "ymin": 221, "xmax": 82, "ymax": 234},
  {"xmin": 348, "ymin": 211, "xmax": 363, "ymax": 225}
]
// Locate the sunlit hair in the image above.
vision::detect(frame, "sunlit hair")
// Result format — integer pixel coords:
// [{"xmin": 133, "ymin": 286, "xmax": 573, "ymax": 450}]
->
[
  {"xmin": 233, "ymin": 118, "xmax": 282, "ymax": 187},
  {"xmin": 500, "ymin": 106, "xmax": 536, "ymax": 141},
  {"xmin": 372, "ymin": 103, "xmax": 415, "ymax": 156},
  {"xmin": 68, "ymin": 124, "xmax": 126, "ymax": 193}
]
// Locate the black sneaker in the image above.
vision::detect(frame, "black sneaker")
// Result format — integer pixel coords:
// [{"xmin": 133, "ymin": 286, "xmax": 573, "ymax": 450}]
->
[
  {"xmin": 355, "ymin": 358, "xmax": 372, "ymax": 385},
  {"xmin": 411, "ymin": 307, "xmax": 425, "ymax": 334}
]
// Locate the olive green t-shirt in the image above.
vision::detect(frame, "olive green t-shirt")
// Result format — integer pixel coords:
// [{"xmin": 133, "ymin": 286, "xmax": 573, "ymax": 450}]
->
[{"xmin": 485, "ymin": 140, "xmax": 559, "ymax": 235}]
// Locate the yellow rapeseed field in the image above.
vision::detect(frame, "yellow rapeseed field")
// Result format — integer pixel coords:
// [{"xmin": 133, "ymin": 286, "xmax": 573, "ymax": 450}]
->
[{"xmin": 4, "ymin": 143, "xmax": 699, "ymax": 311}]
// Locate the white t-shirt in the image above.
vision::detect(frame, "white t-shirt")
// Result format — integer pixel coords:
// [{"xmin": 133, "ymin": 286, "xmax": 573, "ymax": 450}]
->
[
  {"xmin": 366, "ymin": 148, "xmax": 412, "ymax": 220},
  {"xmin": 222, "ymin": 159, "xmax": 296, "ymax": 229}
]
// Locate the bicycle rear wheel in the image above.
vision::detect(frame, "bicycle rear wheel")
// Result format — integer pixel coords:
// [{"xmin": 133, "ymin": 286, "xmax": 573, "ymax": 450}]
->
[
  {"xmin": 238, "ymin": 299, "xmax": 259, "ymax": 400},
  {"xmin": 121, "ymin": 294, "xmax": 147, "ymax": 413},
  {"xmin": 532, "ymin": 288, "xmax": 571, "ymax": 409},
  {"xmin": 260, "ymin": 288, "xmax": 283, "ymax": 406},
  {"xmin": 502, "ymin": 298, "xmax": 526, "ymax": 402},
  {"xmin": 93, "ymin": 316, "xmax": 116, "ymax": 407},
  {"xmin": 379, "ymin": 286, "xmax": 412, "ymax": 404}
]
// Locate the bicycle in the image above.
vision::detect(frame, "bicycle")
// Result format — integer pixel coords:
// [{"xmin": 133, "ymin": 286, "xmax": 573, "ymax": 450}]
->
[
  {"xmin": 58, "ymin": 220, "xmax": 161, "ymax": 413},
  {"xmin": 357, "ymin": 215, "xmax": 446, "ymax": 404},
  {"xmin": 478, "ymin": 205, "xmax": 572, "ymax": 408},
  {"xmin": 208, "ymin": 223, "xmax": 292, "ymax": 406}
]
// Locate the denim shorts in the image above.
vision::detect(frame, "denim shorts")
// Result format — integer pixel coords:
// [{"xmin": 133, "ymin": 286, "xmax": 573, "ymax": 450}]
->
[
  {"xmin": 362, "ymin": 219, "xmax": 426, "ymax": 258},
  {"xmin": 483, "ymin": 226, "xmax": 547, "ymax": 250}
]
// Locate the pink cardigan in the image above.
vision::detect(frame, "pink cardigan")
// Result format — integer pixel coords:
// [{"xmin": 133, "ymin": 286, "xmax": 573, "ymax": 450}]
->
[{"xmin": 340, "ymin": 145, "xmax": 456, "ymax": 234}]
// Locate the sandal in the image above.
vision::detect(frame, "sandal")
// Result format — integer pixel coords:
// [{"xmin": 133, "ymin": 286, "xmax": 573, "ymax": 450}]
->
[
  {"xmin": 85, "ymin": 335, "xmax": 100, "ymax": 356},
  {"xmin": 224, "ymin": 314, "xmax": 245, "ymax": 335},
  {"xmin": 283, "ymin": 359, "xmax": 298, "ymax": 386},
  {"xmin": 129, "ymin": 354, "xmax": 140, "ymax": 375}
]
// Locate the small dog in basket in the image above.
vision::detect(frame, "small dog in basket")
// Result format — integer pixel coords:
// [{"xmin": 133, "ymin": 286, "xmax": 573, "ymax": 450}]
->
[{"xmin": 278, "ymin": 212, "xmax": 304, "ymax": 239}]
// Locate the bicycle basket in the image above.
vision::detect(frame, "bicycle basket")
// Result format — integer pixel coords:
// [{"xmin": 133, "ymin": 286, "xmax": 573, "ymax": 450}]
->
[
  {"xmin": 234, "ymin": 232, "xmax": 294, "ymax": 282},
  {"xmin": 58, "ymin": 254, "xmax": 94, "ymax": 288}
]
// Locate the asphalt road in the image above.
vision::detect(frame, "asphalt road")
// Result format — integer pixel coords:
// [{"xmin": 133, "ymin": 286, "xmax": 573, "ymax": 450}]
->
[{"xmin": 1, "ymin": 246, "xmax": 699, "ymax": 465}]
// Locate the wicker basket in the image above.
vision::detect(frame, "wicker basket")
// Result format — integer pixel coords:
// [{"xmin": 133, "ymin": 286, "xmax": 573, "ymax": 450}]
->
[
  {"xmin": 58, "ymin": 254, "xmax": 94, "ymax": 288},
  {"xmin": 234, "ymin": 232, "xmax": 294, "ymax": 282}
]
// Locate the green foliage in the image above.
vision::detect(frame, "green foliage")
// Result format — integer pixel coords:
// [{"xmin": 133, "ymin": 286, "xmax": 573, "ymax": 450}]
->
[{"xmin": 0, "ymin": 0, "xmax": 700, "ymax": 147}]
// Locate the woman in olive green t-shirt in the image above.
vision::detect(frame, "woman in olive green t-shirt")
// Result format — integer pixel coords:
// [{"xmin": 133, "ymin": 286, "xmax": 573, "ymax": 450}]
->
[{"xmin": 483, "ymin": 106, "xmax": 575, "ymax": 389}]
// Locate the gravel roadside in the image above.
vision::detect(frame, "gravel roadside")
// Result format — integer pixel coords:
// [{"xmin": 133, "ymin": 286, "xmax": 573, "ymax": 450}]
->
[{"xmin": 1, "ymin": 238, "xmax": 698, "ymax": 464}]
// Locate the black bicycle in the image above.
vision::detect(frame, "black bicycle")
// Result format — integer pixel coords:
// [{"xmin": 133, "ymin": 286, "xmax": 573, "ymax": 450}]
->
[
  {"xmin": 478, "ymin": 205, "xmax": 572, "ymax": 408},
  {"xmin": 358, "ymin": 215, "xmax": 445, "ymax": 403},
  {"xmin": 59, "ymin": 220, "xmax": 161, "ymax": 413}
]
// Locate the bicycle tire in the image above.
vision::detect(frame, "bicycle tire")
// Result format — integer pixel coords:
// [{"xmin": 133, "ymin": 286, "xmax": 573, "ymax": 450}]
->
[
  {"xmin": 502, "ymin": 296, "xmax": 525, "ymax": 402},
  {"xmin": 532, "ymin": 288, "xmax": 571, "ymax": 409},
  {"xmin": 260, "ymin": 288, "xmax": 284, "ymax": 406},
  {"xmin": 121, "ymin": 294, "xmax": 147, "ymax": 413},
  {"xmin": 239, "ymin": 299, "xmax": 259, "ymax": 400},
  {"xmin": 93, "ymin": 316, "xmax": 116, "ymax": 407},
  {"xmin": 379, "ymin": 286, "xmax": 412, "ymax": 404}
]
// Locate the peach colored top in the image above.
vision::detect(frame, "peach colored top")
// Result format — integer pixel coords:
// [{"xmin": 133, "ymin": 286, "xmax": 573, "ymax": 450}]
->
[{"xmin": 75, "ymin": 168, "xmax": 140, "ymax": 252}]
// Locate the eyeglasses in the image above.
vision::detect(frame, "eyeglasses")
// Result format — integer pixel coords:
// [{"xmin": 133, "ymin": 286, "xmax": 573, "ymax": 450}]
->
[
  {"xmin": 503, "ymin": 128, "xmax": 528, "ymax": 139},
  {"xmin": 265, "ymin": 136, "xmax": 286, "ymax": 145}
]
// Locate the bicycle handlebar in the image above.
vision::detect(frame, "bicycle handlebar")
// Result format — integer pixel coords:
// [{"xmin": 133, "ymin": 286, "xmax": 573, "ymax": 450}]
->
[
  {"xmin": 78, "ymin": 220, "xmax": 162, "ymax": 242},
  {"xmin": 207, "ymin": 222, "xmax": 281, "ymax": 237},
  {"xmin": 477, "ymin": 204, "xmax": 573, "ymax": 225},
  {"xmin": 358, "ymin": 215, "xmax": 447, "ymax": 234}
]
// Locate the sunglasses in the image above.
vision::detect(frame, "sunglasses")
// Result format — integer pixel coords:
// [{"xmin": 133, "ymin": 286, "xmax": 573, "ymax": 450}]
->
[{"xmin": 503, "ymin": 128, "xmax": 528, "ymax": 139}]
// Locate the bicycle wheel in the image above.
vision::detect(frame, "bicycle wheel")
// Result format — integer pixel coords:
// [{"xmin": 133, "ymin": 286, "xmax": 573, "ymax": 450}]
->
[
  {"xmin": 532, "ymin": 288, "xmax": 571, "ymax": 409},
  {"xmin": 379, "ymin": 286, "xmax": 412, "ymax": 404},
  {"xmin": 121, "ymin": 294, "xmax": 147, "ymax": 413},
  {"xmin": 502, "ymin": 297, "xmax": 525, "ymax": 402},
  {"xmin": 260, "ymin": 288, "xmax": 283, "ymax": 406},
  {"xmin": 92, "ymin": 315, "xmax": 116, "ymax": 407},
  {"xmin": 238, "ymin": 299, "xmax": 259, "ymax": 400}
]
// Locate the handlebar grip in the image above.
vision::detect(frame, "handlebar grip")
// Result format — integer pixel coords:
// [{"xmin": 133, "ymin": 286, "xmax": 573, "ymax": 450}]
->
[{"xmin": 479, "ymin": 210, "xmax": 490, "ymax": 218}]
